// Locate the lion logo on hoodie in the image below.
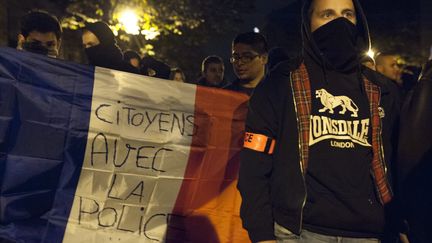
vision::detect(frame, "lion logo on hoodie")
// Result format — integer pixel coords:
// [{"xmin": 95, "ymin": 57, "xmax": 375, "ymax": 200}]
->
[{"xmin": 315, "ymin": 89, "xmax": 359, "ymax": 117}]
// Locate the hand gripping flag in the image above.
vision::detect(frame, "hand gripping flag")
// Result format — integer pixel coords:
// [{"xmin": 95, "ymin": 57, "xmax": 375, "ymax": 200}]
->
[{"xmin": 0, "ymin": 48, "xmax": 250, "ymax": 243}]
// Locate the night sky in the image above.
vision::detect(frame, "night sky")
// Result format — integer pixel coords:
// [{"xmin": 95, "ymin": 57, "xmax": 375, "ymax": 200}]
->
[{"xmin": 212, "ymin": 0, "xmax": 429, "ymax": 79}]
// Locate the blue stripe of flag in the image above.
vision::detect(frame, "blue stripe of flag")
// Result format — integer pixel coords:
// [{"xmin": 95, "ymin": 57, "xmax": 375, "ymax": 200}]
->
[{"xmin": 0, "ymin": 48, "xmax": 94, "ymax": 243}]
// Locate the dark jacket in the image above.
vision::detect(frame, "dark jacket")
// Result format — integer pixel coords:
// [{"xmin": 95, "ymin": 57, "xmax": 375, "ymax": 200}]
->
[
  {"xmin": 84, "ymin": 44, "xmax": 139, "ymax": 74},
  {"xmin": 396, "ymin": 60, "xmax": 432, "ymax": 243},
  {"xmin": 237, "ymin": 0, "xmax": 400, "ymax": 241},
  {"xmin": 223, "ymin": 79, "xmax": 256, "ymax": 96}
]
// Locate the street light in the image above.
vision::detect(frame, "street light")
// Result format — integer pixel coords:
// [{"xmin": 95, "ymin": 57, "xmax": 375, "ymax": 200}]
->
[
  {"xmin": 366, "ymin": 48, "xmax": 376, "ymax": 59},
  {"xmin": 118, "ymin": 9, "xmax": 140, "ymax": 35}
]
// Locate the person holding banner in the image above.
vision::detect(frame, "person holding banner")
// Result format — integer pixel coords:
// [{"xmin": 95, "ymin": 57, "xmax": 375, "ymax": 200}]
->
[
  {"xmin": 16, "ymin": 10, "xmax": 62, "ymax": 58},
  {"xmin": 81, "ymin": 21, "xmax": 139, "ymax": 74},
  {"xmin": 238, "ymin": 0, "xmax": 401, "ymax": 242}
]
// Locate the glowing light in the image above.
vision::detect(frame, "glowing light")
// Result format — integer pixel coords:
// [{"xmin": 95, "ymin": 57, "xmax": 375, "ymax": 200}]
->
[
  {"xmin": 366, "ymin": 49, "xmax": 375, "ymax": 59},
  {"xmin": 253, "ymin": 27, "xmax": 260, "ymax": 33},
  {"xmin": 118, "ymin": 10, "xmax": 140, "ymax": 35},
  {"xmin": 140, "ymin": 27, "xmax": 160, "ymax": 40}
]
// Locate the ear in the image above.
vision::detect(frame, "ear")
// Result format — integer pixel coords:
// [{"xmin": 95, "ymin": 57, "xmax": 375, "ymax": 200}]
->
[{"xmin": 16, "ymin": 34, "xmax": 25, "ymax": 50}]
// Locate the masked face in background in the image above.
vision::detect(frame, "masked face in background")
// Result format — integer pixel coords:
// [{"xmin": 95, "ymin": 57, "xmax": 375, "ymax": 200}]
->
[
  {"xmin": 82, "ymin": 30, "xmax": 100, "ymax": 49},
  {"xmin": 84, "ymin": 43, "xmax": 123, "ymax": 68},
  {"xmin": 18, "ymin": 31, "xmax": 60, "ymax": 58},
  {"xmin": 82, "ymin": 28, "xmax": 124, "ymax": 69}
]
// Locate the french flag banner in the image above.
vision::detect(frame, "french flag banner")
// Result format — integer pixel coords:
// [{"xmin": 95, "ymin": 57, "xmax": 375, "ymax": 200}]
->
[{"xmin": 0, "ymin": 48, "xmax": 250, "ymax": 243}]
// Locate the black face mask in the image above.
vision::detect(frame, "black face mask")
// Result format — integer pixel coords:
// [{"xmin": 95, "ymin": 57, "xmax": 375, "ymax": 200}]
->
[
  {"xmin": 312, "ymin": 17, "xmax": 360, "ymax": 72},
  {"xmin": 22, "ymin": 41, "xmax": 58, "ymax": 57},
  {"xmin": 84, "ymin": 44, "xmax": 123, "ymax": 69}
]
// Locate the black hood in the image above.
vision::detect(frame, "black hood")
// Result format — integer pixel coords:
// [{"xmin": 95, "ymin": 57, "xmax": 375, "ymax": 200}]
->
[
  {"xmin": 301, "ymin": 0, "xmax": 371, "ymax": 72},
  {"xmin": 84, "ymin": 21, "xmax": 117, "ymax": 45}
]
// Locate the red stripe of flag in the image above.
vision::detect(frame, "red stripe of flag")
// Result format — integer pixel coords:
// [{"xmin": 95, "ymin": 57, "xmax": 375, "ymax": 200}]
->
[{"xmin": 169, "ymin": 86, "xmax": 250, "ymax": 242}]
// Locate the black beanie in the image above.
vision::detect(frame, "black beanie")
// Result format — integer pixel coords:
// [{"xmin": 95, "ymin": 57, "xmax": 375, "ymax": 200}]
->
[{"xmin": 83, "ymin": 21, "xmax": 116, "ymax": 45}]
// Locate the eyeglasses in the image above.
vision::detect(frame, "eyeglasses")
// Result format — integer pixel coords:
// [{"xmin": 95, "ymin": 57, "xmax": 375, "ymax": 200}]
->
[{"xmin": 230, "ymin": 53, "xmax": 260, "ymax": 64}]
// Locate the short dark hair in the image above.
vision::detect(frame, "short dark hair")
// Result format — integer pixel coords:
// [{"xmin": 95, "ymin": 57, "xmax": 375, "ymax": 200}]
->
[
  {"xmin": 201, "ymin": 55, "xmax": 224, "ymax": 73},
  {"xmin": 232, "ymin": 32, "xmax": 268, "ymax": 54},
  {"xmin": 20, "ymin": 10, "xmax": 62, "ymax": 40},
  {"xmin": 83, "ymin": 21, "xmax": 116, "ymax": 45}
]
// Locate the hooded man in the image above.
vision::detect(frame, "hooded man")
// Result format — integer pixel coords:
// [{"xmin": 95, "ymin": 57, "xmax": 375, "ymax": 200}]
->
[
  {"xmin": 237, "ymin": 0, "xmax": 400, "ymax": 242},
  {"xmin": 81, "ymin": 21, "xmax": 139, "ymax": 74}
]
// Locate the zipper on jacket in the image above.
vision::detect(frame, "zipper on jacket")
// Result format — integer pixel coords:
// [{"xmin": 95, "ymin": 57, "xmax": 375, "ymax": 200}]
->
[{"xmin": 289, "ymin": 72, "xmax": 307, "ymax": 233}]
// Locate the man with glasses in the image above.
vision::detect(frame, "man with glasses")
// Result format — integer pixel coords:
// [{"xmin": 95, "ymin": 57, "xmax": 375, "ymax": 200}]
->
[{"xmin": 225, "ymin": 32, "xmax": 268, "ymax": 96}]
